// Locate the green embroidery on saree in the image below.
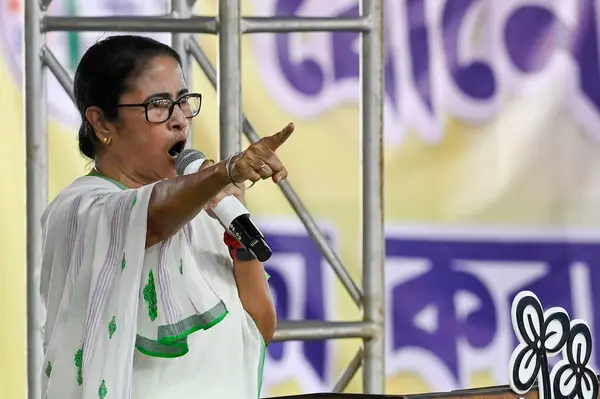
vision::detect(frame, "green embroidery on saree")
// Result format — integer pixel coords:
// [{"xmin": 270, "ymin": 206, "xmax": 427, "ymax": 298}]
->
[
  {"xmin": 132, "ymin": 195, "xmax": 137, "ymax": 207},
  {"xmin": 121, "ymin": 254, "xmax": 126, "ymax": 271},
  {"xmin": 179, "ymin": 259, "xmax": 183, "ymax": 275},
  {"xmin": 74, "ymin": 348, "xmax": 83, "ymax": 385},
  {"xmin": 143, "ymin": 270, "xmax": 158, "ymax": 321},
  {"xmin": 109, "ymin": 316, "xmax": 117, "ymax": 339},
  {"xmin": 98, "ymin": 379, "xmax": 107, "ymax": 399},
  {"xmin": 45, "ymin": 361, "xmax": 52, "ymax": 378}
]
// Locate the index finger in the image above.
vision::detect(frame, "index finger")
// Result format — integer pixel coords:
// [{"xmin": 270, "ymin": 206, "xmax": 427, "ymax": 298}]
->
[{"xmin": 264, "ymin": 122, "xmax": 295, "ymax": 151}]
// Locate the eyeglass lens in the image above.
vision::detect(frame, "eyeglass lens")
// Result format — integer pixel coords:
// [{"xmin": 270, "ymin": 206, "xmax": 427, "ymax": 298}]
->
[{"xmin": 146, "ymin": 95, "xmax": 201, "ymax": 123}]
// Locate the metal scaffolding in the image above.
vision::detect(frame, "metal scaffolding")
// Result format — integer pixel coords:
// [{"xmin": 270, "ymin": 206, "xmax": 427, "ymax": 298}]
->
[{"xmin": 24, "ymin": 0, "xmax": 385, "ymax": 397}]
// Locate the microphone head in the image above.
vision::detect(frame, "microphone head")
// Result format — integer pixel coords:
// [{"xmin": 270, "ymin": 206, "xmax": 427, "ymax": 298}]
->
[{"xmin": 175, "ymin": 149, "xmax": 206, "ymax": 176}]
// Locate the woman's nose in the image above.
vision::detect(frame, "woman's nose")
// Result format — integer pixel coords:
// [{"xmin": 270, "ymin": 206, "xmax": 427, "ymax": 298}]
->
[{"xmin": 168, "ymin": 104, "xmax": 188, "ymax": 130}]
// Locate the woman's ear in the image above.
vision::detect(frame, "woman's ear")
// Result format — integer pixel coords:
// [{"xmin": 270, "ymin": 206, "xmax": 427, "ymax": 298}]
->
[{"xmin": 85, "ymin": 106, "xmax": 112, "ymax": 143}]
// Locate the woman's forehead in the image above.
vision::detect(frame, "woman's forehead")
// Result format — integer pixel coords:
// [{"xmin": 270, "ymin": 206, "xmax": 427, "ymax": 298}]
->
[{"xmin": 129, "ymin": 56, "xmax": 186, "ymax": 98}]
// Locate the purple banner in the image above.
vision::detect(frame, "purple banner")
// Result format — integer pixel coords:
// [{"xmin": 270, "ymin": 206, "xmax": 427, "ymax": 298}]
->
[{"xmin": 252, "ymin": 0, "xmax": 600, "ymax": 144}]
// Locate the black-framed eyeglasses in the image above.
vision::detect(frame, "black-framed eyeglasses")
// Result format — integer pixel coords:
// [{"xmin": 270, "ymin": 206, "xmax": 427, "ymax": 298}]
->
[{"xmin": 118, "ymin": 93, "xmax": 202, "ymax": 123}]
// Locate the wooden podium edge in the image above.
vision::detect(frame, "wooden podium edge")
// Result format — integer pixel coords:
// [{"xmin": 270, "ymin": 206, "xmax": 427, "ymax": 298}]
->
[{"xmin": 266, "ymin": 375, "xmax": 600, "ymax": 399}]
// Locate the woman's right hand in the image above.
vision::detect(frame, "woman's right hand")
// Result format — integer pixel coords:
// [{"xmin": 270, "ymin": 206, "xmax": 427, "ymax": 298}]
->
[{"xmin": 228, "ymin": 122, "xmax": 295, "ymax": 185}]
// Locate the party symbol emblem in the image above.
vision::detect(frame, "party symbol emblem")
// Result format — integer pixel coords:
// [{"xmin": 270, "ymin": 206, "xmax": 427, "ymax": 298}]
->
[
  {"xmin": 550, "ymin": 320, "xmax": 598, "ymax": 399},
  {"xmin": 509, "ymin": 290, "xmax": 598, "ymax": 399}
]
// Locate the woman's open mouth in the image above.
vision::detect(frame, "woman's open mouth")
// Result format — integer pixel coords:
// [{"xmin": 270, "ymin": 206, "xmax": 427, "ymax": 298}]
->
[{"xmin": 168, "ymin": 140, "xmax": 186, "ymax": 159}]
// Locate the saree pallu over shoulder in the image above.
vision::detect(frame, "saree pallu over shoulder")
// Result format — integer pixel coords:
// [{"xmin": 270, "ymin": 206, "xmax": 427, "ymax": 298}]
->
[
  {"xmin": 134, "ymin": 230, "xmax": 228, "ymax": 358},
  {"xmin": 39, "ymin": 175, "xmax": 228, "ymax": 399}
]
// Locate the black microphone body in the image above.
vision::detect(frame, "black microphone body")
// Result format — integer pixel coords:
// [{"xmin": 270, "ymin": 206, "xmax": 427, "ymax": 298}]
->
[
  {"xmin": 175, "ymin": 149, "xmax": 272, "ymax": 262},
  {"xmin": 228, "ymin": 214, "xmax": 272, "ymax": 263}
]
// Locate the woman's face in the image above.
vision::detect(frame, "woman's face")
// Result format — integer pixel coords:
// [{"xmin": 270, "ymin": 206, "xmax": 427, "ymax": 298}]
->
[{"xmin": 103, "ymin": 55, "xmax": 190, "ymax": 184}]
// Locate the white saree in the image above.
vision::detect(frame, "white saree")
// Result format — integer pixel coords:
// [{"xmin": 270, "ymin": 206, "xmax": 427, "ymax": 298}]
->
[{"xmin": 39, "ymin": 174, "xmax": 267, "ymax": 399}]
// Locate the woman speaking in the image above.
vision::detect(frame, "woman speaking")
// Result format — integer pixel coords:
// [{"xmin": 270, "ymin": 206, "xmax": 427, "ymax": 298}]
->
[{"xmin": 39, "ymin": 35, "xmax": 292, "ymax": 399}]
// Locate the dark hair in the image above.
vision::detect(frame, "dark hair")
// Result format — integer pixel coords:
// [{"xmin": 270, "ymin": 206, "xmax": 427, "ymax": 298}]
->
[{"xmin": 74, "ymin": 35, "xmax": 182, "ymax": 159}]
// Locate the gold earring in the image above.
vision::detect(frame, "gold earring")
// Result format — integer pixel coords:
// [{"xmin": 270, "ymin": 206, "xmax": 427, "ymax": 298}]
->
[{"xmin": 103, "ymin": 137, "xmax": 112, "ymax": 145}]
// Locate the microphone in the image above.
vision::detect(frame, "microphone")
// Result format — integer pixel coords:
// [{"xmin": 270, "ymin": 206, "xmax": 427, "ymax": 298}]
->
[{"xmin": 175, "ymin": 148, "xmax": 273, "ymax": 262}]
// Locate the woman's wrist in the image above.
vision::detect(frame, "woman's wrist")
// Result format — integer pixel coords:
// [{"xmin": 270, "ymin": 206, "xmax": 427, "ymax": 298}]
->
[{"xmin": 204, "ymin": 159, "xmax": 232, "ymax": 186}]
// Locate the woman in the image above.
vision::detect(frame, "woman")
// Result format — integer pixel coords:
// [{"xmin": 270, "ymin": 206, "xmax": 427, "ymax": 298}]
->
[{"xmin": 39, "ymin": 35, "xmax": 293, "ymax": 399}]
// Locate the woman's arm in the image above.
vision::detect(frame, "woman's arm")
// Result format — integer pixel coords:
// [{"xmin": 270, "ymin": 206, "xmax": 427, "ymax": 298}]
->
[
  {"xmin": 232, "ymin": 259, "xmax": 277, "ymax": 344},
  {"xmin": 146, "ymin": 123, "xmax": 295, "ymax": 248},
  {"xmin": 213, "ymin": 190, "xmax": 277, "ymax": 344},
  {"xmin": 146, "ymin": 161, "xmax": 229, "ymax": 247}
]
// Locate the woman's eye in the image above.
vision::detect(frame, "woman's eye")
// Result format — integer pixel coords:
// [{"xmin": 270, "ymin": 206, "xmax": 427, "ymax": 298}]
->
[{"xmin": 148, "ymin": 99, "xmax": 171, "ymax": 109}]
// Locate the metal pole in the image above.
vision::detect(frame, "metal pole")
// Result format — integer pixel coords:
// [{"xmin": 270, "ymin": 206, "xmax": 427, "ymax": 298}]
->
[
  {"xmin": 360, "ymin": 0, "xmax": 385, "ymax": 393},
  {"xmin": 171, "ymin": 0, "xmax": 189, "ymax": 54},
  {"xmin": 171, "ymin": 0, "xmax": 193, "ymax": 145},
  {"xmin": 41, "ymin": 15, "xmax": 217, "ymax": 33},
  {"xmin": 25, "ymin": 0, "xmax": 47, "ymax": 398},
  {"xmin": 273, "ymin": 321, "xmax": 376, "ymax": 342},
  {"xmin": 332, "ymin": 349, "xmax": 364, "ymax": 393},
  {"xmin": 42, "ymin": 15, "xmax": 369, "ymax": 34},
  {"xmin": 218, "ymin": 0, "xmax": 242, "ymax": 158},
  {"xmin": 41, "ymin": 46, "xmax": 75, "ymax": 102},
  {"xmin": 171, "ymin": 0, "xmax": 190, "ymax": 82},
  {"xmin": 242, "ymin": 16, "xmax": 371, "ymax": 33}
]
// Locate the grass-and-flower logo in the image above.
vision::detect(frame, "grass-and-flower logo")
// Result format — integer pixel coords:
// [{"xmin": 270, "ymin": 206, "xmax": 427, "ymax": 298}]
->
[{"xmin": 509, "ymin": 290, "xmax": 598, "ymax": 399}]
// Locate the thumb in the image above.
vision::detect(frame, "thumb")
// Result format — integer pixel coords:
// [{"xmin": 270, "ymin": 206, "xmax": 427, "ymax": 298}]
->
[
  {"xmin": 199, "ymin": 159, "xmax": 215, "ymax": 170},
  {"xmin": 265, "ymin": 122, "xmax": 295, "ymax": 151}
]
